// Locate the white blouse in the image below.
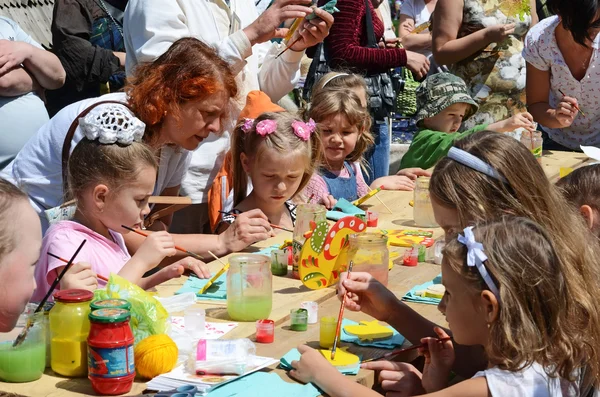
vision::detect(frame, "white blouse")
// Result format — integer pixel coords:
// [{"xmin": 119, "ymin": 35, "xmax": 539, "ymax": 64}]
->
[{"xmin": 523, "ymin": 16, "xmax": 600, "ymax": 150}]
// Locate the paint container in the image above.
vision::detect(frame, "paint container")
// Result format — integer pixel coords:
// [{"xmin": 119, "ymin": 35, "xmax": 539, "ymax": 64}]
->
[
  {"xmin": 403, "ymin": 246, "xmax": 418, "ymax": 267},
  {"xmin": 300, "ymin": 301, "xmax": 318, "ymax": 324},
  {"xmin": 366, "ymin": 211, "xmax": 379, "ymax": 227},
  {"xmin": 290, "ymin": 309, "xmax": 308, "ymax": 331},
  {"xmin": 184, "ymin": 307, "xmax": 206, "ymax": 338},
  {"xmin": 320, "ymin": 316, "xmax": 337, "ymax": 349},
  {"xmin": 270, "ymin": 249, "xmax": 288, "ymax": 276},
  {"xmin": 255, "ymin": 320, "xmax": 274, "ymax": 344}
]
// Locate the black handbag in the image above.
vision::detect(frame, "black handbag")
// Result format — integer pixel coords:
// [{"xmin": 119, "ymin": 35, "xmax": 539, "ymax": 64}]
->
[{"xmin": 302, "ymin": 0, "xmax": 396, "ymax": 120}]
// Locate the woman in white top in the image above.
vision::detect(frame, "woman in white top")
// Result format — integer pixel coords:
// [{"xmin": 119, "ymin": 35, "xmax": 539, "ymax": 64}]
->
[
  {"xmin": 398, "ymin": 0, "xmax": 436, "ymax": 58},
  {"xmin": 2, "ymin": 37, "xmax": 275, "ymax": 258},
  {"xmin": 524, "ymin": 0, "xmax": 600, "ymax": 151}
]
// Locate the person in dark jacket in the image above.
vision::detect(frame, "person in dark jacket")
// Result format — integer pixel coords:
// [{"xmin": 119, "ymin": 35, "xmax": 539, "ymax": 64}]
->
[{"xmin": 46, "ymin": 0, "xmax": 126, "ymax": 116}]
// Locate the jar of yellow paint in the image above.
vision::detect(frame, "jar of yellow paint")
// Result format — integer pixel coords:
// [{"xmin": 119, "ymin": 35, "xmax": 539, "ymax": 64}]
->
[{"xmin": 50, "ymin": 289, "xmax": 94, "ymax": 377}]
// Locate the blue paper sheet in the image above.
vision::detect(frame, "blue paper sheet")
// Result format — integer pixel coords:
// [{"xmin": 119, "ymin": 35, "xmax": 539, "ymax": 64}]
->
[
  {"xmin": 341, "ymin": 319, "xmax": 405, "ymax": 349},
  {"xmin": 175, "ymin": 273, "xmax": 227, "ymax": 300},
  {"xmin": 207, "ymin": 372, "xmax": 320, "ymax": 397},
  {"xmin": 327, "ymin": 198, "xmax": 365, "ymax": 221},
  {"xmin": 280, "ymin": 348, "xmax": 360, "ymax": 375},
  {"xmin": 402, "ymin": 274, "xmax": 443, "ymax": 305}
]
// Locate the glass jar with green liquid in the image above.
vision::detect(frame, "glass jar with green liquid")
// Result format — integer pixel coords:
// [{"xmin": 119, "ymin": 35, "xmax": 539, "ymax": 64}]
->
[{"xmin": 227, "ymin": 254, "xmax": 272, "ymax": 321}]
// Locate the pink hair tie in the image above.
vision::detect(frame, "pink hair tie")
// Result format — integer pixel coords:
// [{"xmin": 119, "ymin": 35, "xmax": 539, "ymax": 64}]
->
[
  {"xmin": 255, "ymin": 119, "xmax": 278, "ymax": 136},
  {"xmin": 292, "ymin": 119, "xmax": 316, "ymax": 141},
  {"xmin": 241, "ymin": 118, "xmax": 254, "ymax": 133}
]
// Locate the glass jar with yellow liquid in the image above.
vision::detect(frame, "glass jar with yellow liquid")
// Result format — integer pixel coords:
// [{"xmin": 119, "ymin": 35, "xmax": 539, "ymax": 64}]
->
[
  {"xmin": 227, "ymin": 254, "xmax": 272, "ymax": 322},
  {"xmin": 346, "ymin": 232, "xmax": 389, "ymax": 286},
  {"xmin": 50, "ymin": 289, "xmax": 93, "ymax": 377},
  {"xmin": 413, "ymin": 177, "xmax": 438, "ymax": 228}
]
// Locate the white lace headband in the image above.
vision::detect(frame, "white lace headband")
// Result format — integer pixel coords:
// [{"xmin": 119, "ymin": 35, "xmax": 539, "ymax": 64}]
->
[
  {"xmin": 447, "ymin": 147, "xmax": 508, "ymax": 184},
  {"xmin": 321, "ymin": 73, "xmax": 349, "ymax": 88},
  {"xmin": 79, "ymin": 104, "xmax": 145, "ymax": 145},
  {"xmin": 457, "ymin": 226, "xmax": 501, "ymax": 303}
]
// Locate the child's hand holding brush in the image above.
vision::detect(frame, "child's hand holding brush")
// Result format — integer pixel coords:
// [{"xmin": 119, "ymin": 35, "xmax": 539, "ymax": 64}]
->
[{"xmin": 420, "ymin": 327, "xmax": 455, "ymax": 393}]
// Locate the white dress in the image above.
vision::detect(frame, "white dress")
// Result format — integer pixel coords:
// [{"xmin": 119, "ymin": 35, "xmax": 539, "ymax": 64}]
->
[{"xmin": 473, "ymin": 363, "xmax": 579, "ymax": 397}]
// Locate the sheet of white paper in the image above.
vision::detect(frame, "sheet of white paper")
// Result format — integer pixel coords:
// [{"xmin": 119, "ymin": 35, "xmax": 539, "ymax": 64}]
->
[
  {"xmin": 580, "ymin": 145, "xmax": 600, "ymax": 161},
  {"xmin": 171, "ymin": 316, "xmax": 238, "ymax": 339}
]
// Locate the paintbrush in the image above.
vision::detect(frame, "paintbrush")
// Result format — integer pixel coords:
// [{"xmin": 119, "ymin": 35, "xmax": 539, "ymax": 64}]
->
[
  {"xmin": 308, "ymin": 193, "xmax": 315, "ymax": 204},
  {"xmin": 121, "ymin": 225, "xmax": 205, "ymax": 261},
  {"xmin": 199, "ymin": 251, "xmax": 230, "ymax": 294},
  {"xmin": 558, "ymin": 89, "xmax": 586, "ymax": 117},
  {"xmin": 47, "ymin": 252, "xmax": 109, "ymax": 282},
  {"xmin": 331, "ymin": 260, "xmax": 353, "ymax": 360},
  {"xmin": 368, "ymin": 185, "xmax": 393, "ymax": 214},
  {"xmin": 13, "ymin": 240, "xmax": 87, "ymax": 347},
  {"xmin": 218, "ymin": 210, "xmax": 293, "ymax": 233},
  {"xmin": 360, "ymin": 336, "xmax": 452, "ymax": 363},
  {"xmin": 353, "ymin": 185, "xmax": 384, "ymax": 206}
]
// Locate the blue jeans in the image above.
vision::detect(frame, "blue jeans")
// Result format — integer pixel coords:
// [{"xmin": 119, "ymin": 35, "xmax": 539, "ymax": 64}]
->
[{"xmin": 364, "ymin": 119, "xmax": 390, "ymax": 185}]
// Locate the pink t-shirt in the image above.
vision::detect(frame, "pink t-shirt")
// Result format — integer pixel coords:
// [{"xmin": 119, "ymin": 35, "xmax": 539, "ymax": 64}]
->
[
  {"xmin": 32, "ymin": 221, "xmax": 130, "ymax": 302},
  {"xmin": 302, "ymin": 162, "xmax": 370, "ymax": 205}
]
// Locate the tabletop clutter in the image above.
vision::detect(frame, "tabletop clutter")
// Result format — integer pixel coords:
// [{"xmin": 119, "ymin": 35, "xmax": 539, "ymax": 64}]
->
[{"xmin": 0, "ymin": 183, "xmax": 444, "ymax": 396}]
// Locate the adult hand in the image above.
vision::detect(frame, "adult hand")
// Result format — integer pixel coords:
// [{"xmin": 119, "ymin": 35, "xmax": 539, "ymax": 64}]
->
[
  {"xmin": 405, "ymin": 51, "xmax": 429, "ymax": 80},
  {"xmin": 0, "ymin": 40, "xmax": 32, "ymax": 76},
  {"xmin": 59, "ymin": 262, "xmax": 99, "ymax": 292},
  {"xmin": 384, "ymin": 37, "xmax": 401, "ymax": 48},
  {"xmin": 220, "ymin": 209, "xmax": 275, "ymax": 253},
  {"xmin": 289, "ymin": 7, "xmax": 334, "ymax": 52},
  {"xmin": 113, "ymin": 51, "xmax": 126, "ymax": 69},
  {"xmin": 289, "ymin": 344, "xmax": 339, "ymax": 384},
  {"xmin": 338, "ymin": 271, "xmax": 398, "ymax": 323},
  {"xmin": 554, "ymin": 95, "xmax": 578, "ymax": 128},
  {"xmin": 133, "ymin": 231, "xmax": 177, "ymax": 271},
  {"xmin": 396, "ymin": 167, "xmax": 432, "ymax": 180},
  {"xmin": 243, "ymin": 0, "xmax": 313, "ymax": 46},
  {"xmin": 420, "ymin": 327, "xmax": 455, "ymax": 393},
  {"xmin": 361, "ymin": 361, "xmax": 425, "ymax": 397},
  {"xmin": 320, "ymin": 194, "xmax": 337, "ymax": 209},
  {"xmin": 484, "ymin": 23, "xmax": 516, "ymax": 44}
]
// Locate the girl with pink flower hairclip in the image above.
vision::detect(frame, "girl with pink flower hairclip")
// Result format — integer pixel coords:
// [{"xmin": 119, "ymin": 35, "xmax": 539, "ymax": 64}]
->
[{"xmin": 215, "ymin": 112, "xmax": 322, "ymax": 234}]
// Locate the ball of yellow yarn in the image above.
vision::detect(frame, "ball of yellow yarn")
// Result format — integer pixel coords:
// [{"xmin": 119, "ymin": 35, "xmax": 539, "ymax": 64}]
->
[{"xmin": 134, "ymin": 334, "xmax": 178, "ymax": 379}]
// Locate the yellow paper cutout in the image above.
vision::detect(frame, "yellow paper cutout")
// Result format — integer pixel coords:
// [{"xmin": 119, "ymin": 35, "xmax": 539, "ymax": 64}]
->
[
  {"xmin": 343, "ymin": 320, "xmax": 393, "ymax": 340},
  {"xmin": 319, "ymin": 348, "xmax": 360, "ymax": 367}
]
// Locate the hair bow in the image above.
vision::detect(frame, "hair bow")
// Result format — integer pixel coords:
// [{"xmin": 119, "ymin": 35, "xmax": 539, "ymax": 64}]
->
[
  {"xmin": 457, "ymin": 226, "xmax": 501, "ymax": 303},
  {"xmin": 255, "ymin": 119, "xmax": 278, "ymax": 136},
  {"xmin": 241, "ymin": 118, "xmax": 254, "ymax": 133},
  {"xmin": 79, "ymin": 104, "xmax": 145, "ymax": 145},
  {"xmin": 292, "ymin": 119, "xmax": 316, "ymax": 141}
]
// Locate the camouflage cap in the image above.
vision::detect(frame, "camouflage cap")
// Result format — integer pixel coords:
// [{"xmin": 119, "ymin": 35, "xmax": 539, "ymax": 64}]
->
[{"xmin": 414, "ymin": 73, "xmax": 479, "ymax": 125}]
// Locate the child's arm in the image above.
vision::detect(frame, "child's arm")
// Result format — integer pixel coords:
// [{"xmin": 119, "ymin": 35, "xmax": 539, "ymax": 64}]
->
[
  {"xmin": 118, "ymin": 231, "xmax": 177, "ymax": 284},
  {"xmin": 488, "ymin": 112, "xmax": 535, "ymax": 133},
  {"xmin": 289, "ymin": 345, "xmax": 383, "ymax": 397},
  {"xmin": 302, "ymin": 174, "xmax": 336, "ymax": 209}
]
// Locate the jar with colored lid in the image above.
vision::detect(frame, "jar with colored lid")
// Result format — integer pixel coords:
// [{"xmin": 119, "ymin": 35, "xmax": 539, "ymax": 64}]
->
[
  {"xmin": 88, "ymin": 308, "xmax": 135, "ymax": 395},
  {"xmin": 50, "ymin": 289, "xmax": 93, "ymax": 377},
  {"xmin": 90, "ymin": 299, "xmax": 131, "ymax": 312}
]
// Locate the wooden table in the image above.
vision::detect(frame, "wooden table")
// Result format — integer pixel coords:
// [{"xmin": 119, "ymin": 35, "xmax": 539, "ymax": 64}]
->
[{"xmin": 0, "ymin": 150, "xmax": 589, "ymax": 396}]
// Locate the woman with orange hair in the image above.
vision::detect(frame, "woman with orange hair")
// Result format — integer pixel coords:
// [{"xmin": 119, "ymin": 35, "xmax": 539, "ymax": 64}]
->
[{"xmin": 2, "ymin": 37, "xmax": 275, "ymax": 258}]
